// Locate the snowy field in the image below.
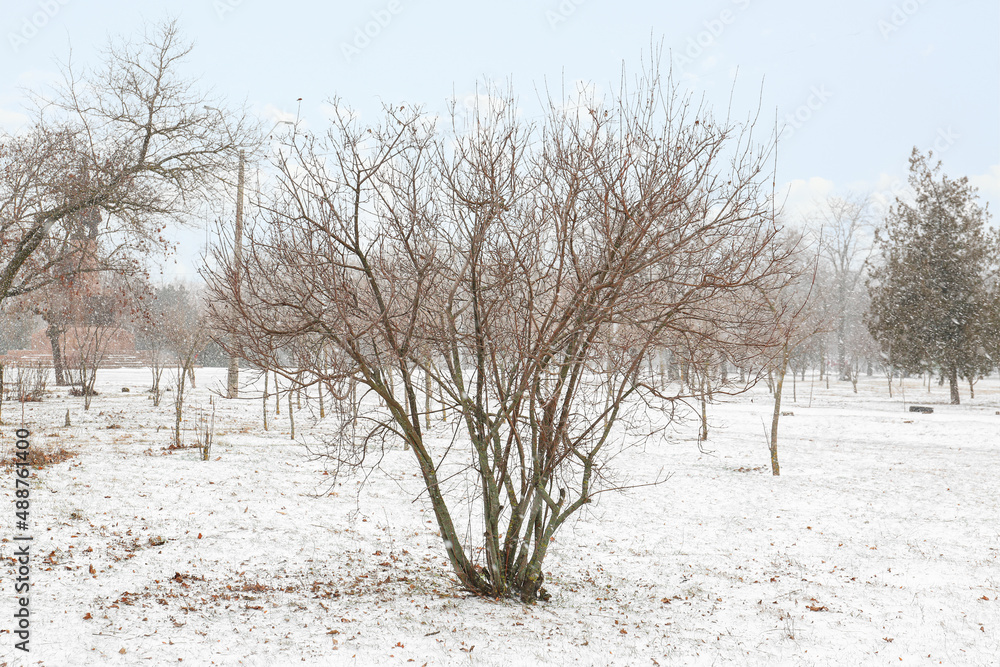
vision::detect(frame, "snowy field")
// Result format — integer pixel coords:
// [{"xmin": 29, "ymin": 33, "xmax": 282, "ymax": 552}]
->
[{"xmin": 1, "ymin": 368, "xmax": 998, "ymax": 666}]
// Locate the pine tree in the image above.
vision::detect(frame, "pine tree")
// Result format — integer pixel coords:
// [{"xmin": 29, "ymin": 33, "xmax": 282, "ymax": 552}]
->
[{"xmin": 867, "ymin": 149, "xmax": 997, "ymax": 404}]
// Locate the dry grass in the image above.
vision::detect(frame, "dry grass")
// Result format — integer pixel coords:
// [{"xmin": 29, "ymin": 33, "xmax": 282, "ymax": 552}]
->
[{"xmin": 1, "ymin": 445, "xmax": 77, "ymax": 468}]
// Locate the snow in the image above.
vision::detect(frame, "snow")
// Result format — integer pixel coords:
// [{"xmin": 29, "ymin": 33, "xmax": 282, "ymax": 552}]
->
[{"xmin": 2, "ymin": 368, "xmax": 998, "ymax": 665}]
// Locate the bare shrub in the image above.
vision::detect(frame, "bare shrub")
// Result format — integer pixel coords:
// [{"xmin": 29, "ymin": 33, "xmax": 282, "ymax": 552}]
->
[
  {"xmin": 0, "ymin": 444, "xmax": 76, "ymax": 468},
  {"xmin": 208, "ymin": 67, "xmax": 791, "ymax": 601},
  {"xmin": 196, "ymin": 401, "xmax": 216, "ymax": 461},
  {"xmin": 11, "ymin": 363, "xmax": 48, "ymax": 402}
]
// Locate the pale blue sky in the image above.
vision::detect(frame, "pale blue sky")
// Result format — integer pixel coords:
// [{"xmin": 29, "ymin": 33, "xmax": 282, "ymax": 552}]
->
[{"xmin": 2, "ymin": 0, "xmax": 998, "ymax": 281}]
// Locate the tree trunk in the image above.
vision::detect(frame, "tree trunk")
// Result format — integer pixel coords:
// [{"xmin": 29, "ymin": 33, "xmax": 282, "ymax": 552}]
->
[
  {"xmin": 837, "ymin": 310, "xmax": 848, "ymax": 381},
  {"xmin": 424, "ymin": 366, "xmax": 432, "ymax": 429},
  {"xmin": 948, "ymin": 366, "xmax": 960, "ymax": 404},
  {"xmin": 699, "ymin": 374, "xmax": 708, "ymax": 441},
  {"xmin": 227, "ymin": 356, "xmax": 239, "ymax": 399},
  {"xmin": 769, "ymin": 343, "xmax": 789, "ymax": 476},
  {"xmin": 438, "ymin": 380, "xmax": 446, "ymax": 422},
  {"xmin": 46, "ymin": 323, "xmax": 66, "ymax": 386},
  {"xmin": 262, "ymin": 370, "xmax": 269, "ymax": 431},
  {"xmin": 151, "ymin": 363, "xmax": 163, "ymax": 407},
  {"xmin": 351, "ymin": 377, "xmax": 359, "ymax": 427},
  {"xmin": 174, "ymin": 365, "xmax": 187, "ymax": 448},
  {"xmin": 83, "ymin": 366, "xmax": 96, "ymax": 410}
]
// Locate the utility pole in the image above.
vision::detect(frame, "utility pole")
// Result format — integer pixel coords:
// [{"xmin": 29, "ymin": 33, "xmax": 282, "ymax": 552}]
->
[{"xmin": 226, "ymin": 150, "xmax": 244, "ymax": 399}]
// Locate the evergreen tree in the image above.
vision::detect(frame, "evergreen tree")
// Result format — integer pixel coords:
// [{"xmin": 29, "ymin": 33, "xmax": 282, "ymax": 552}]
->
[{"xmin": 867, "ymin": 149, "xmax": 997, "ymax": 404}]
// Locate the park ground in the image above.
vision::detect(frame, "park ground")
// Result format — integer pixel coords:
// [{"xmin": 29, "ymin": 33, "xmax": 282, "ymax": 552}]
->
[{"xmin": 1, "ymin": 368, "xmax": 998, "ymax": 665}]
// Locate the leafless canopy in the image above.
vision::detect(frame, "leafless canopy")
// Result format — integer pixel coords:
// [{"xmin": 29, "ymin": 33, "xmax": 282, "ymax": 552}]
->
[
  {"xmin": 0, "ymin": 20, "xmax": 257, "ymax": 305},
  {"xmin": 207, "ymin": 69, "xmax": 793, "ymax": 601}
]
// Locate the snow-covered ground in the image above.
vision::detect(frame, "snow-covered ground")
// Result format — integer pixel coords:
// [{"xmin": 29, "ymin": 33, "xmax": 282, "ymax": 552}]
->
[{"xmin": 2, "ymin": 368, "xmax": 998, "ymax": 666}]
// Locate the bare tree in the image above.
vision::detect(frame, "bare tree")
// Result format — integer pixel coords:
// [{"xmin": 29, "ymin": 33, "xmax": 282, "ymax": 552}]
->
[
  {"xmin": 161, "ymin": 285, "xmax": 208, "ymax": 448},
  {"xmin": 134, "ymin": 285, "xmax": 176, "ymax": 406},
  {"xmin": 207, "ymin": 70, "xmax": 790, "ymax": 602},
  {"xmin": 760, "ymin": 232, "xmax": 826, "ymax": 475},
  {"xmin": 810, "ymin": 195, "xmax": 875, "ymax": 382},
  {"xmin": 0, "ymin": 20, "xmax": 255, "ymax": 308},
  {"xmin": 65, "ymin": 272, "xmax": 149, "ymax": 410},
  {"xmin": 67, "ymin": 317, "xmax": 115, "ymax": 411},
  {"xmin": 139, "ymin": 319, "xmax": 169, "ymax": 408}
]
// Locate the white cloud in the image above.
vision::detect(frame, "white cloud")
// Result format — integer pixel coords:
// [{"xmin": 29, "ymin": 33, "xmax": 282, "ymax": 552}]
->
[
  {"xmin": 260, "ymin": 103, "xmax": 300, "ymax": 129},
  {"xmin": 0, "ymin": 107, "xmax": 30, "ymax": 132},
  {"xmin": 679, "ymin": 71, "xmax": 701, "ymax": 87},
  {"xmin": 779, "ymin": 176, "xmax": 836, "ymax": 222},
  {"xmin": 969, "ymin": 164, "xmax": 1000, "ymax": 201},
  {"xmin": 799, "ymin": 165, "xmax": 1000, "ymax": 224},
  {"xmin": 864, "ymin": 171, "xmax": 912, "ymax": 215}
]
